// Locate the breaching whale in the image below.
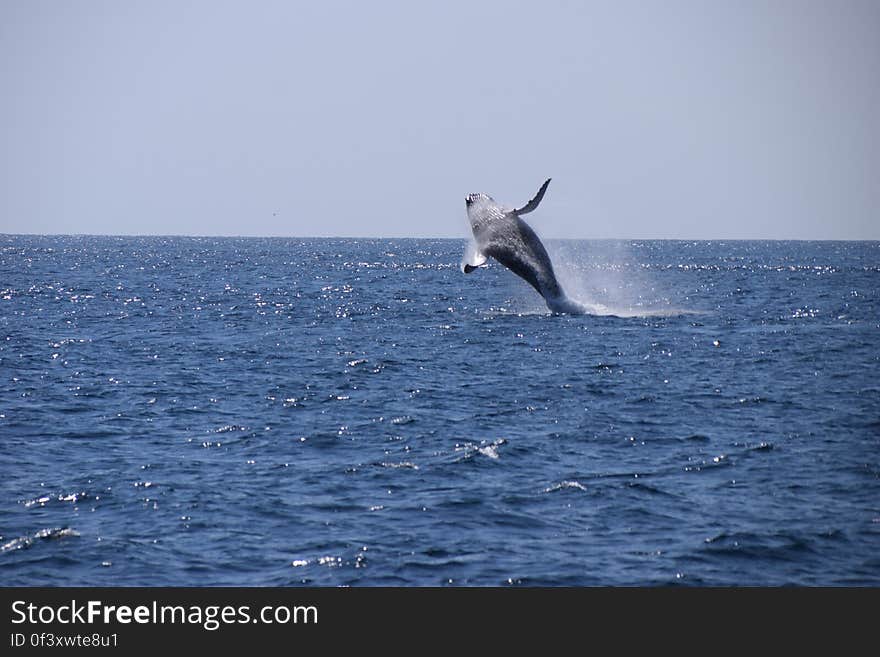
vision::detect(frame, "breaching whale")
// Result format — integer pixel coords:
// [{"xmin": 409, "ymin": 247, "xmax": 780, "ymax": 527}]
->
[{"xmin": 462, "ymin": 179, "xmax": 586, "ymax": 314}]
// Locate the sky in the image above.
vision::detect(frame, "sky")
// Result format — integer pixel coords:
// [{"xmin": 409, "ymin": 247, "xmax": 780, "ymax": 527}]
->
[{"xmin": 1, "ymin": 0, "xmax": 878, "ymax": 239}]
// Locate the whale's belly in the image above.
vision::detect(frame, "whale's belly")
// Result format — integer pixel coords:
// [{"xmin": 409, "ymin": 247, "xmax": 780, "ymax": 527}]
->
[{"xmin": 481, "ymin": 218, "xmax": 563, "ymax": 300}]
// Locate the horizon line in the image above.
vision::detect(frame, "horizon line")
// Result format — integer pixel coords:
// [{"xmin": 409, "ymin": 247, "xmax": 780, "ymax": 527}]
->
[{"xmin": 2, "ymin": 232, "xmax": 879, "ymax": 243}]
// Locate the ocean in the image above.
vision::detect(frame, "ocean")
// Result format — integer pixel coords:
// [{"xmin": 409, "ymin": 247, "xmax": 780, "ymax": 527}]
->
[{"xmin": 1, "ymin": 235, "xmax": 878, "ymax": 585}]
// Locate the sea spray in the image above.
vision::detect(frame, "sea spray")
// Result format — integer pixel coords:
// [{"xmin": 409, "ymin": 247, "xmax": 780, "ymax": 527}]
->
[{"xmin": 547, "ymin": 239, "xmax": 693, "ymax": 317}]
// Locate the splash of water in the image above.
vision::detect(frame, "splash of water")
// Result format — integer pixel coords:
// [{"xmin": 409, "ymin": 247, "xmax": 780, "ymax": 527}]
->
[{"xmin": 546, "ymin": 240, "xmax": 696, "ymax": 318}]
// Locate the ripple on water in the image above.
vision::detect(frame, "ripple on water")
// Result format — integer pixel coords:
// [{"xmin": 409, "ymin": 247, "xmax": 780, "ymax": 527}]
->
[
  {"xmin": 1, "ymin": 527, "xmax": 80, "ymax": 553},
  {"xmin": 453, "ymin": 439, "xmax": 507, "ymax": 462},
  {"xmin": 22, "ymin": 491, "xmax": 94, "ymax": 508},
  {"xmin": 376, "ymin": 461, "xmax": 419, "ymax": 470},
  {"xmin": 543, "ymin": 480, "xmax": 588, "ymax": 493},
  {"xmin": 702, "ymin": 530, "xmax": 819, "ymax": 561}
]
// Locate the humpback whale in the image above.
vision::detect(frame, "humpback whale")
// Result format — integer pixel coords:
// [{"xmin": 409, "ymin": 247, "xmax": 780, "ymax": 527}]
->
[{"xmin": 462, "ymin": 179, "xmax": 586, "ymax": 314}]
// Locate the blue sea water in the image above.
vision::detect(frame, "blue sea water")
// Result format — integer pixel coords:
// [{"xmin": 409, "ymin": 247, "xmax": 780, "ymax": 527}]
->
[{"xmin": 1, "ymin": 235, "xmax": 878, "ymax": 586}]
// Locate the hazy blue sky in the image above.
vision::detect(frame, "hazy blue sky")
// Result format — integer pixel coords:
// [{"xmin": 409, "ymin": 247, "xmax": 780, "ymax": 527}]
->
[{"xmin": 2, "ymin": 1, "xmax": 878, "ymax": 239}]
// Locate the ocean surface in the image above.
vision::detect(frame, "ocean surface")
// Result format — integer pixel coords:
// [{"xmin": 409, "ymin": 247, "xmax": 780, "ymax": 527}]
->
[{"xmin": 1, "ymin": 235, "xmax": 878, "ymax": 586}]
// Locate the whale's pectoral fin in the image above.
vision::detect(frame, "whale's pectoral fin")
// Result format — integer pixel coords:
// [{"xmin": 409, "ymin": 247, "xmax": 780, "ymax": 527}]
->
[
  {"xmin": 513, "ymin": 178, "xmax": 551, "ymax": 216},
  {"xmin": 461, "ymin": 243, "xmax": 488, "ymax": 273},
  {"xmin": 462, "ymin": 251, "xmax": 487, "ymax": 273}
]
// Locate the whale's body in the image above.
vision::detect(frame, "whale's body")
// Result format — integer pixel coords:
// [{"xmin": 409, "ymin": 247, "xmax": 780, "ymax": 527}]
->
[{"xmin": 462, "ymin": 179, "xmax": 585, "ymax": 314}]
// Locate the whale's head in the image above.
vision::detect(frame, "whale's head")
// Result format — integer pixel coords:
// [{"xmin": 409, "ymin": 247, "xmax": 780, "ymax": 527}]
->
[
  {"xmin": 464, "ymin": 192, "xmax": 501, "ymax": 233},
  {"xmin": 465, "ymin": 192, "xmax": 493, "ymax": 208}
]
